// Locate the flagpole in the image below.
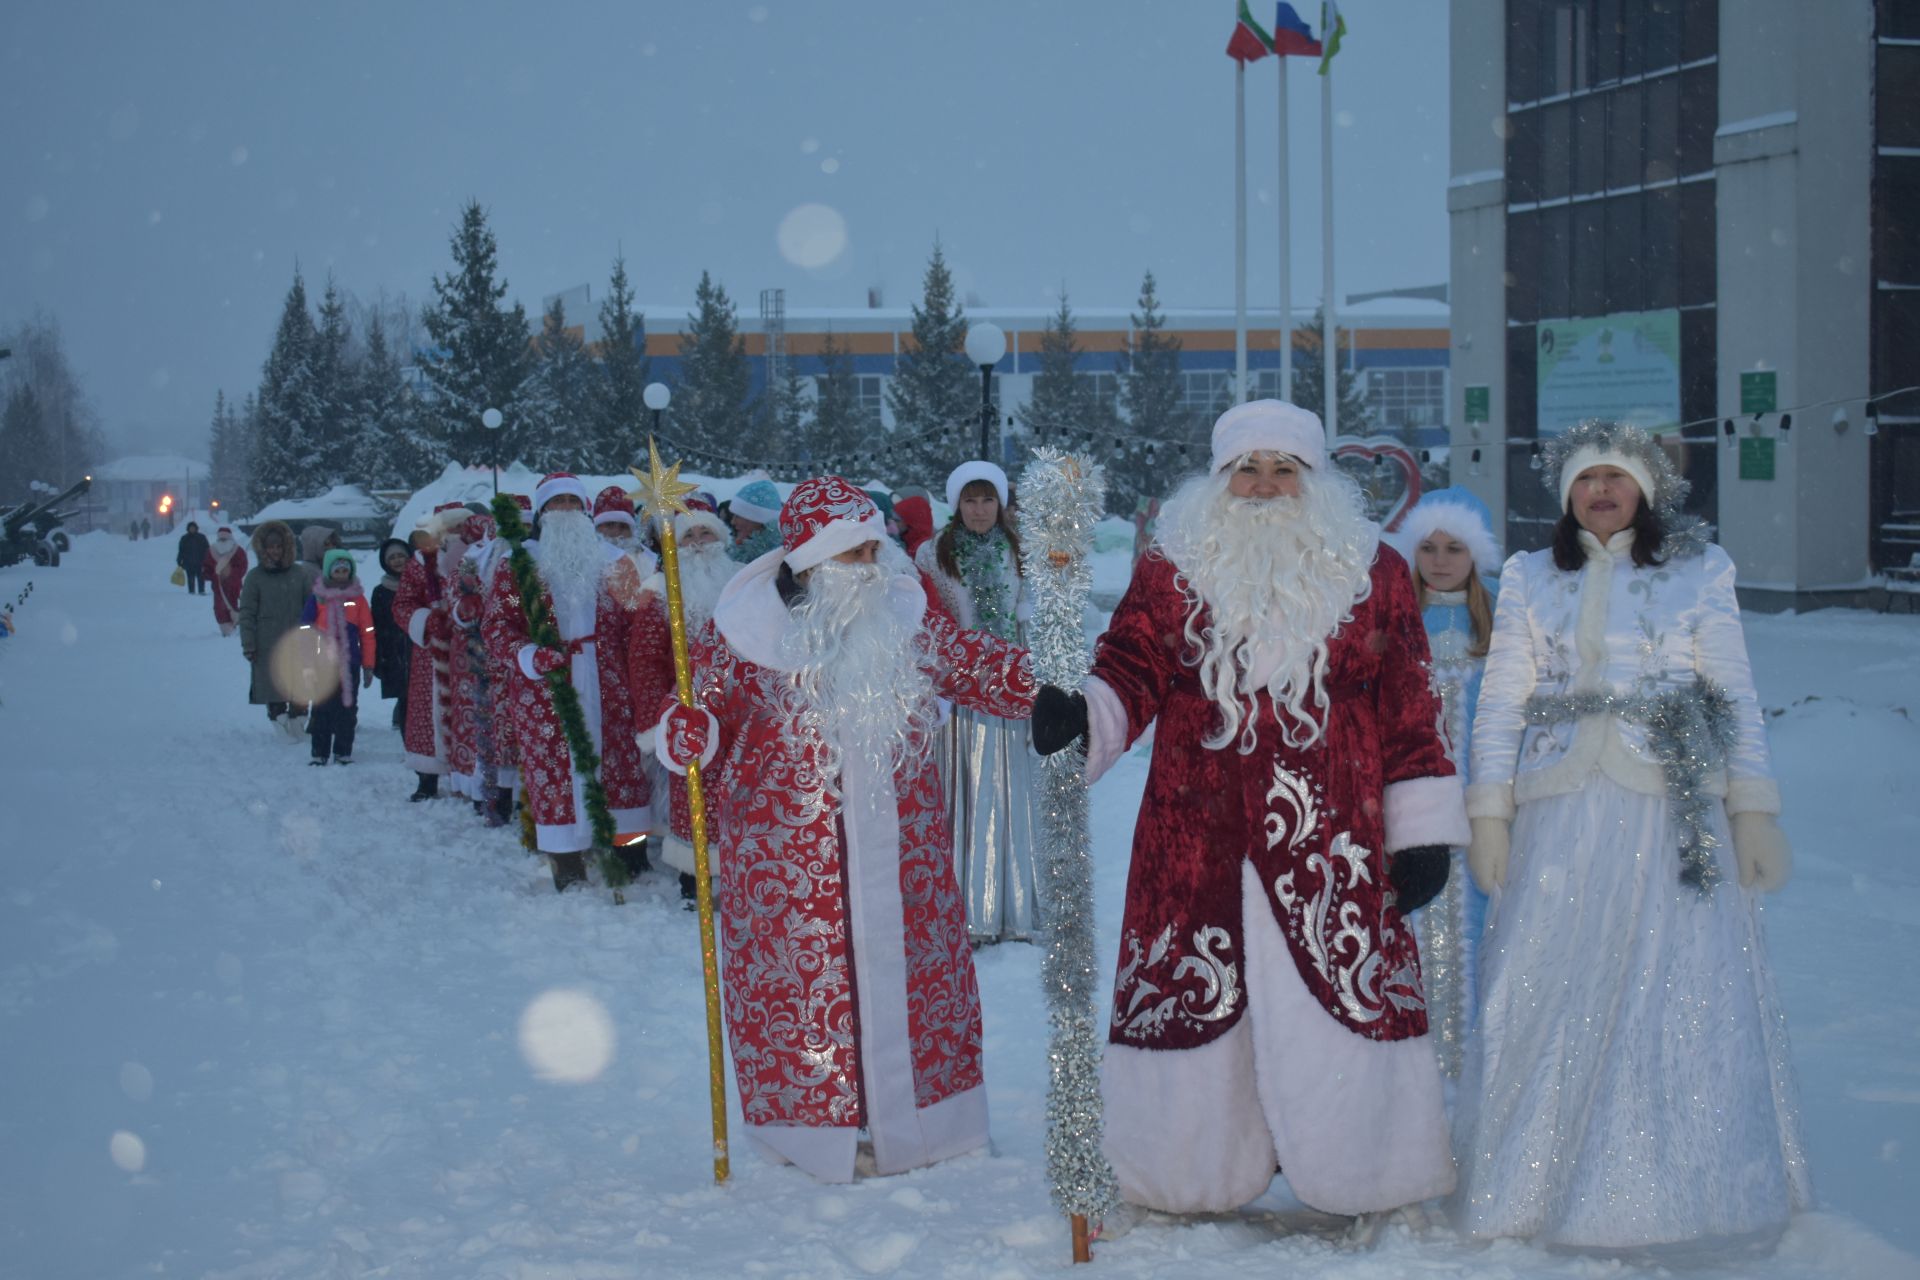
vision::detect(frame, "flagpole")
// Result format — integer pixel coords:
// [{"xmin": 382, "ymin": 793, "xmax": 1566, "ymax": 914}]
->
[
  {"xmin": 1320, "ymin": 51, "xmax": 1336, "ymax": 446},
  {"xmin": 1278, "ymin": 56, "xmax": 1292, "ymax": 404},
  {"xmin": 1235, "ymin": 56, "xmax": 1249, "ymax": 405}
]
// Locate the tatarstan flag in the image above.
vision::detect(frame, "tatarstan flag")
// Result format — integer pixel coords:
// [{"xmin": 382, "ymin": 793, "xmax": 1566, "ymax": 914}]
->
[
  {"xmin": 1226, "ymin": 0, "xmax": 1273, "ymax": 63},
  {"xmin": 1318, "ymin": 0, "xmax": 1348, "ymax": 74}
]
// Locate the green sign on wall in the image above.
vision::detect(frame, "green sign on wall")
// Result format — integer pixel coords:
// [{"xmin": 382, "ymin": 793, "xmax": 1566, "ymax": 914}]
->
[
  {"xmin": 1464, "ymin": 385, "xmax": 1490, "ymax": 423},
  {"xmin": 1740, "ymin": 370, "xmax": 1778, "ymax": 416},
  {"xmin": 1739, "ymin": 436, "xmax": 1775, "ymax": 481}
]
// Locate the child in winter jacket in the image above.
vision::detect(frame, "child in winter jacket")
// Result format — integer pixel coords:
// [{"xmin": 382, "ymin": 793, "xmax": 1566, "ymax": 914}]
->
[{"xmin": 301, "ymin": 550, "xmax": 378, "ymax": 764}]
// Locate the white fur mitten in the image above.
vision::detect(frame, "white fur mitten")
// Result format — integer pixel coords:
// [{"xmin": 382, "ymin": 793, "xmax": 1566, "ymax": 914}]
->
[
  {"xmin": 1731, "ymin": 811, "xmax": 1792, "ymax": 892},
  {"xmin": 1468, "ymin": 817, "xmax": 1510, "ymax": 893}
]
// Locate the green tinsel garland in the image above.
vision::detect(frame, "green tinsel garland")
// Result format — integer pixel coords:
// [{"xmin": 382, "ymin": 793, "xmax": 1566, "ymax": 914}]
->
[{"xmin": 490, "ymin": 492, "xmax": 626, "ymax": 888}]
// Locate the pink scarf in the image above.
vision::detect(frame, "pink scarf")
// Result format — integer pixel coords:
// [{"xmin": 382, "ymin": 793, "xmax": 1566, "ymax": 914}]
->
[{"xmin": 312, "ymin": 583, "xmax": 363, "ymax": 707}]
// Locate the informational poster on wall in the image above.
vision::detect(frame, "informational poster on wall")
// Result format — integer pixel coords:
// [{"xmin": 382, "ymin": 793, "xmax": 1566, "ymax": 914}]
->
[{"xmin": 1535, "ymin": 309, "xmax": 1682, "ymax": 436}]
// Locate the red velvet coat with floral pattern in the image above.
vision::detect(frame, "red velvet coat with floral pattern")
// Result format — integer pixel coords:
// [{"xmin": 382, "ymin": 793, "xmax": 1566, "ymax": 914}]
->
[
  {"xmin": 481, "ymin": 547, "xmax": 654, "ymax": 840},
  {"xmin": 690, "ymin": 584, "xmax": 1034, "ymax": 1135},
  {"xmin": 393, "ymin": 552, "xmax": 451, "ymax": 771},
  {"xmin": 1092, "ymin": 545, "xmax": 1454, "ymax": 1049}
]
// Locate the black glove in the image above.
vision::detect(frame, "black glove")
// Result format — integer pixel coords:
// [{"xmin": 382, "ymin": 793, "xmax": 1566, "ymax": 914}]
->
[
  {"xmin": 1031, "ymin": 684, "xmax": 1089, "ymax": 756},
  {"xmin": 1388, "ymin": 844, "xmax": 1450, "ymax": 914}
]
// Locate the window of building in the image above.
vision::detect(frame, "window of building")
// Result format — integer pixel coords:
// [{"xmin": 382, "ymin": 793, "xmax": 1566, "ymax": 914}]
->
[
  {"xmin": 1079, "ymin": 371, "xmax": 1121, "ymax": 413},
  {"xmin": 1882, "ymin": 0, "xmax": 1920, "ymax": 41},
  {"xmin": 1180, "ymin": 370, "xmax": 1235, "ymax": 415},
  {"xmin": 1644, "ymin": 0, "xmax": 1681, "ymax": 72},
  {"xmin": 1363, "ymin": 368, "xmax": 1447, "ymax": 433},
  {"xmin": 1679, "ymin": 64, "xmax": 1717, "ymax": 176},
  {"xmin": 1605, "ymin": 84, "xmax": 1643, "ymax": 190},
  {"xmin": 1540, "ymin": 204, "xmax": 1573, "ymax": 319},
  {"xmin": 1540, "ymin": 99, "xmax": 1573, "ymax": 201},
  {"xmin": 1878, "ymin": 155, "xmax": 1920, "ymax": 285},
  {"xmin": 1508, "ymin": 107, "xmax": 1542, "ymax": 205},
  {"xmin": 1508, "ymin": 0, "xmax": 1544, "ymax": 103},
  {"xmin": 1643, "ymin": 74, "xmax": 1680, "ymax": 185},
  {"xmin": 1881, "ymin": 45, "xmax": 1920, "ymax": 151},
  {"xmin": 1603, "ymin": 193, "xmax": 1645, "ymax": 313},
  {"xmin": 1507, "ymin": 325, "xmax": 1540, "ymax": 440},
  {"xmin": 1680, "ymin": 0, "xmax": 1717, "ymax": 63},
  {"xmin": 1618, "ymin": 0, "xmax": 1648, "ymax": 80},
  {"xmin": 1679, "ymin": 180, "xmax": 1716, "ymax": 307},
  {"xmin": 1592, "ymin": 0, "xmax": 1622, "ymax": 85},
  {"xmin": 1644, "ymin": 186, "xmax": 1681, "ymax": 310},
  {"xmin": 1571, "ymin": 200, "xmax": 1607, "ymax": 316},
  {"xmin": 853, "ymin": 374, "xmax": 886, "ymax": 423},
  {"xmin": 1573, "ymin": 95, "xmax": 1607, "ymax": 196},
  {"xmin": 1508, "ymin": 209, "xmax": 1542, "ymax": 323}
]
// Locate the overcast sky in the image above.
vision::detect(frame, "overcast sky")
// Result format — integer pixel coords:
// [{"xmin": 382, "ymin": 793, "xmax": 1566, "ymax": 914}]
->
[{"xmin": 1, "ymin": 1, "xmax": 1450, "ymax": 459}]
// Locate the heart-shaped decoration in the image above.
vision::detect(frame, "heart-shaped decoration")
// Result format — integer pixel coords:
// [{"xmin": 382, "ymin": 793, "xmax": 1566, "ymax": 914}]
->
[{"xmin": 1331, "ymin": 437, "xmax": 1423, "ymax": 532}]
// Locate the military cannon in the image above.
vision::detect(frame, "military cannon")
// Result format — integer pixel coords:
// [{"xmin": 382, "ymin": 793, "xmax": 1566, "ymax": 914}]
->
[{"xmin": 0, "ymin": 476, "xmax": 91, "ymax": 568}]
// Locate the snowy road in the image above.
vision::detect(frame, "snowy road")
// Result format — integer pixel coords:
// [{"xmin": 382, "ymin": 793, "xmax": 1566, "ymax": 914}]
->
[{"xmin": 3, "ymin": 532, "xmax": 1917, "ymax": 1279}]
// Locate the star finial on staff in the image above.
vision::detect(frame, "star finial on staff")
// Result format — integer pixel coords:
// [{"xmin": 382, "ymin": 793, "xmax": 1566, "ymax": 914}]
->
[{"xmin": 630, "ymin": 436, "xmax": 698, "ymax": 522}]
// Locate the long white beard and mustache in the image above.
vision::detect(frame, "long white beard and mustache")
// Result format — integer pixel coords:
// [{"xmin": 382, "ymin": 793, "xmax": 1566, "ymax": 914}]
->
[
  {"xmin": 676, "ymin": 541, "xmax": 737, "ymax": 632},
  {"xmin": 535, "ymin": 511, "xmax": 606, "ymax": 633},
  {"xmin": 1154, "ymin": 466, "xmax": 1378, "ymax": 752},
  {"xmin": 781, "ymin": 559, "xmax": 938, "ymax": 781}
]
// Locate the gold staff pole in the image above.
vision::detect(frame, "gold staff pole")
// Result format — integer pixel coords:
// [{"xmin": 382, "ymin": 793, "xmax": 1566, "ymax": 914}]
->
[{"xmin": 631, "ymin": 437, "xmax": 730, "ymax": 1186}]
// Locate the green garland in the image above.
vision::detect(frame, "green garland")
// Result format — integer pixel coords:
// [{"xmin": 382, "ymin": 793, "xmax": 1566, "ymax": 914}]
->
[
  {"xmin": 953, "ymin": 527, "xmax": 1017, "ymax": 642},
  {"xmin": 491, "ymin": 493, "xmax": 626, "ymax": 888}
]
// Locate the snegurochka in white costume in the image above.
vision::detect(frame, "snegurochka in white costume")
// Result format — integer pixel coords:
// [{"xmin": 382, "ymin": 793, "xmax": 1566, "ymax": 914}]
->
[
  {"xmin": 1454, "ymin": 421, "xmax": 1811, "ymax": 1253},
  {"xmin": 916, "ymin": 460, "xmax": 1041, "ymax": 944}
]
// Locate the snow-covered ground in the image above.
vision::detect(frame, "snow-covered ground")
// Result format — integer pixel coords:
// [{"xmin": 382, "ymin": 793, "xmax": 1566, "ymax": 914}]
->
[{"xmin": 3, "ymin": 531, "xmax": 1917, "ymax": 1279}]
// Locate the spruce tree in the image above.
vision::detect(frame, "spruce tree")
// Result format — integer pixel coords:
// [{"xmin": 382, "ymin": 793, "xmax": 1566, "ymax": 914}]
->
[
  {"xmin": 590, "ymin": 254, "xmax": 650, "ymax": 471},
  {"xmin": 885, "ymin": 240, "xmax": 974, "ymax": 481},
  {"xmin": 1288, "ymin": 308, "xmax": 1373, "ymax": 437},
  {"xmin": 671, "ymin": 271, "xmax": 753, "ymax": 461},
  {"xmin": 355, "ymin": 312, "xmax": 433, "ymax": 489},
  {"xmin": 418, "ymin": 200, "xmax": 531, "ymax": 466},
  {"xmin": 0, "ymin": 384, "xmax": 52, "ymax": 505},
  {"xmin": 1017, "ymin": 290, "xmax": 1100, "ymax": 456},
  {"xmin": 1111, "ymin": 270, "xmax": 1189, "ymax": 513},
  {"xmin": 521, "ymin": 297, "xmax": 598, "ymax": 472},
  {"xmin": 207, "ymin": 390, "xmax": 253, "ymax": 513},
  {"xmin": 251, "ymin": 269, "xmax": 325, "ymax": 503},
  {"xmin": 0, "ymin": 314, "xmax": 107, "ymax": 483},
  {"xmin": 810, "ymin": 329, "xmax": 869, "ymax": 466},
  {"xmin": 312, "ymin": 277, "xmax": 356, "ymax": 484}
]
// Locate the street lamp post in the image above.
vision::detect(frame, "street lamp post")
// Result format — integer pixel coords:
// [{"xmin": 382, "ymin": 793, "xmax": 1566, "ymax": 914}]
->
[
  {"xmin": 963, "ymin": 323, "xmax": 1007, "ymax": 462},
  {"xmin": 481, "ymin": 407, "xmax": 504, "ymax": 494},
  {"xmin": 643, "ymin": 382, "xmax": 671, "ymax": 444}
]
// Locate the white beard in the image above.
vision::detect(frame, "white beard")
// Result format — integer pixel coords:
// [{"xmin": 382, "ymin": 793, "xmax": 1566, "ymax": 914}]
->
[
  {"xmin": 1154, "ymin": 466, "xmax": 1378, "ymax": 752},
  {"xmin": 781, "ymin": 560, "xmax": 937, "ymax": 781},
  {"xmin": 534, "ymin": 511, "xmax": 606, "ymax": 635},
  {"xmin": 676, "ymin": 541, "xmax": 736, "ymax": 632}
]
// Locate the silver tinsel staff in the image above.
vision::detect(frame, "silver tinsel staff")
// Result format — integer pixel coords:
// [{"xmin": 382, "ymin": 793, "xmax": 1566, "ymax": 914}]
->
[{"xmin": 1015, "ymin": 448, "xmax": 1119, "ymax": 1264}]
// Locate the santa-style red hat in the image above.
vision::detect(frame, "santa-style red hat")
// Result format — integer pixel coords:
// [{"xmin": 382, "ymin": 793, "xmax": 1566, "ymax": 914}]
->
[
  {"xmin": 216, "ymin": 525, "xmax": 233, "ymax": 536},
  {"xmin": 461, "ymin": 511, "xmax": 495, "ymax": 545},
  {"xmin": 592, "ymin": 484, "xmax": 637, "ymax": 529},
  {"xmin": 533, "ymin": 471, "xmax": 592, "ymax": 515},
  {"xmin": 1210, "ymin": 399, "xmax": 1327, "ymax": 473},
  {"xmin": 779, "ymin": 475, "xmax": 884, "ymax": 573}
]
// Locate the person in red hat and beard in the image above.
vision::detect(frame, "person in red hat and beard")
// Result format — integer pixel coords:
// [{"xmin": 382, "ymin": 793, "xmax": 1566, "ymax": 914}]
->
[
  {"xmin": 393, "ymin": 502, "xmax": 470, "ymax": 800},
  {"xmin": 654, "ymin": 476, "xmax": 1036, "ymax": 1182},
  {"xmin": 484, "ymin": 473, "xmax": 657, "ymax": 891}
]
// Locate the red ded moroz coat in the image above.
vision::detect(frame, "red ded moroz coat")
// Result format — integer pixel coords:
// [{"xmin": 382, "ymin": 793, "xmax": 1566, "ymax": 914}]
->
[
  {"xmin": 393, "ymin": 551, "xmax": 451, "ymax": 775},
  {"xmin": 668, "ymin": 554, "xmax": 1034, "ymax": 1184}
]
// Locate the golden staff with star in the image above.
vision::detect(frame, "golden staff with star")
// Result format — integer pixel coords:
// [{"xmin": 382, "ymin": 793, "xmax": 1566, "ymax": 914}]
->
[{"xmin": 629, "ymin": 437, "xmax": 731, "ymax": 1186}]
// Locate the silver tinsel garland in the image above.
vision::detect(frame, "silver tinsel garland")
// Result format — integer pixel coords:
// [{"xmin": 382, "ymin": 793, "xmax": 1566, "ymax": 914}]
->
[
  {"xmin": 1016, "ymin": 448, "xmax": 1120, "ymax": 1223},
  {"xmin": 1525, "ymin": 675, "xmax": 1737, "ymax": 891}
]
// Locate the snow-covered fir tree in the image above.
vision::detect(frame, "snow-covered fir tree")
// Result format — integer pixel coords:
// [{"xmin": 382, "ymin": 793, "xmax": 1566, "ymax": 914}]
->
[
  {"xmin": 520, "ymin": 297, "xmax": 599, "ymax": 472},
  {"xmin": 0, "ymin": 314, "xmax": 106, "ymax": 487},
  {"xmin": 670, "ymin": 271, "xmax": 752, "ymax": 461},
  {"xmin": 0, "ymin": 384, "xmax": 53, "ymax": 505},
  {"xmin": 311, "ymin": 277, "xmax": 356, "ymax": 485},
  {"xmin": 418, "ymin": 201, "xmax": 531, "ymax": 467},
  {"xmin": 251, "ymin": 270, "xmax": 326, "ymax": 504},
  {"xmin": 1016, "ymin": 290, "xmax": 1102, "ymax": 466},
  {"xmin": 206, "ymin": 390, "xmax": 254, "ymax": 513},
  {"xmin": 353, "ymin": 312, "xmax": 432, "ymax": 490},
  {"xmin": 588, "ymin": 254, "xmax": 649, "ymax": 473},
  {"xmin": 885, "ymin": 240, "xmax": 974, "ymax": 483},
  {"xmin": 809, "ymin": 328, "xmax": 869, "ymax": 468},
  {"xmin": 1289, "ymin": 308, "xmax": 1373, "ymax": 438},
  {"xmin": 1110, "ymin": 270, "xmax": 1187, "ymax": 513}
]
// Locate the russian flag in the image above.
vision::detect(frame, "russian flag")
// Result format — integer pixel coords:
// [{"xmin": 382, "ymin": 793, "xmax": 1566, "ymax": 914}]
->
[{"xmin": 1273, "ymin": 3, "xmax": 1323, "ymax": 57}]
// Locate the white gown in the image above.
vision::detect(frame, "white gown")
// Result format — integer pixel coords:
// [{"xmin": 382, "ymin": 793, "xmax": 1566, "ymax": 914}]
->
[
  {"xmin": 1454, "ymin": 530, "xmax": 1811, "ymax": 1251},
  {"xmin": 916, "ymin": 536, "xmax": 1039, "ymax": 943}
]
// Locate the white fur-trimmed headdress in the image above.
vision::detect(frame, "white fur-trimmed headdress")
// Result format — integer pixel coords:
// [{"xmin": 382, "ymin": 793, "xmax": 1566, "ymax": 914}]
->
[
  {"xmin": 1539, "ymin": 420, "xmax": 1711, "ymax": 558},
  {"xmin": 1210, "ymin": 398, "xmax": 1327, "ymax": 473},
  {"xmin": 945, "ymin": 460, "xmax": 1009, "ymax": 508},
  {"xmin": 1389, "ymin": 487, "xmax": 1504, "ymax": 579}
]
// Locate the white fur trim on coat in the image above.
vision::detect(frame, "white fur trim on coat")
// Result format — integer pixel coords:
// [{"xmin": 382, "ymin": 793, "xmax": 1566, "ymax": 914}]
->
[
  {"xmin": 945, "ymin": 460, "xmax": 1009, "ymax": 508},
  {"xmin": 1210, "ymin": 398, "xmax": 1327, "ymax": 473},
  {"xmin": 1389, "ymin": 496, "xmax": 1504, "ymax": 579},
  {"xmin": 1083, "ymin": 676, "xmax": 1132, "ymax": 785},
  {"xmin": 785, "ymin": 514, "xmax": 887, "ymax": 573},
  {"xmin": 1383, "ymin": 774, "xmax": 1471, "ymax": 852}
]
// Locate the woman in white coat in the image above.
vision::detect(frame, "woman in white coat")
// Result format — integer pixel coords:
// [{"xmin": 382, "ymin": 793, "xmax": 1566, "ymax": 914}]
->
[
  {"xmin": 1452, "ymin": 422, "xmax": 1810, "ymax": 1253},
  {"xmin": 916, "ymin": 461, "xmax": 1039, "ymax": 943}
]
